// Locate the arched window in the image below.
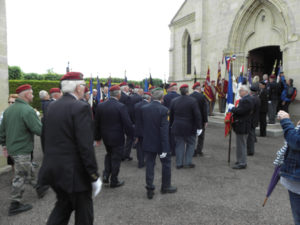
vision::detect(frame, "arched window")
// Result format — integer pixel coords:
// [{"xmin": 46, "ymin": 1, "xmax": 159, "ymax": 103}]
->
[{"xmin": 187, "ymin": 36, "xmax": 192, "ymax": 74}]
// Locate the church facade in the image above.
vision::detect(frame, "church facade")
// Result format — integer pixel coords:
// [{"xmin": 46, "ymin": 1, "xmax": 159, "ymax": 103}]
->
[{"xmin": 169, "ymin": 0, "xmax": 300, "ymax": 115}]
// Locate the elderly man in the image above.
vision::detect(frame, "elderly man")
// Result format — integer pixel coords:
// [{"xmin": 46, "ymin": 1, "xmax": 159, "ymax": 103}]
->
[
  {"xmin": 39, "ymin": 90, "xmax": 50, "ymax": 118},
  {"xmin": 170, "ymin": 84, "xmax": 202, "ymax": 169},
  {"xmin": 95, "ymin": 85, "xmax": 133, "ymax": 188},
  {"xmin": 229, "ymin": 85, "xmax": 254, "ymax": 169},
  {"xmin": 141, "ymin": 88, "xmax": 177, "ymax": 199},
  {"xmin": 267, "ymin": 74, "xmax": 280, "ymax": 124},
  {"xmin": 49, "ymin": 88, "xmax": 62, "ymax": 101},
  {"xmin": 0, "ymin": 84, "xmax": 43, "ymax": 216},
  {"xmin": 38, "ymin": 72, "xmax": 101, "ymax": 225}
]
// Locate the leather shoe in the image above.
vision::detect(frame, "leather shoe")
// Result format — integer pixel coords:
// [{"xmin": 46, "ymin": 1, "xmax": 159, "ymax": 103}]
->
[
  {"xmin": 102, "ymin": 175, "xmax": 109, "ymax": 184},
  {"xmin": 110, "ymin": 180, "xmax": 125, "ymax": 188},
  {"xmin": 8, "ymin": 202, "xmax": 33, "ymax": 216},
  {"xmin": 232, "ymin": 164, "xmax": 247, "ymax": 169},
  {"xmin": 176, "ymin": 165, "xmax": 183, "ymax": 169},
  {"xmin": 147, "ymin": 190, "xmax": 154, "ymax": 199},
  {"xmin": 36, "ymin": 185, "xmax": 49, "ymax": 199},
  {"xmin": 161, "ymin": 186, "xmax": 177, "ymax": 194},
  {"xmin": 184, "ymin": 164, "xmax": 195, "ymax": 168}
]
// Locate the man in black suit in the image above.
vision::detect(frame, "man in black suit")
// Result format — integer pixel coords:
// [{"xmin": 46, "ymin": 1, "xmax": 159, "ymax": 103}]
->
[
  {"xmin": 190, "ymin": 82, "xmax": 208, "ymax": 156},
  {"xmin": 259, "ymin": 81, "xmax": 268, "ymax": 136},
  {"xmin": 130, "ymin": 85, "xmax": 143, "ymax": 123},
  {"xmin": 134, "ymin": 92, "xmax": 151, "ymax": 168},
  {"xmin": 38, "ymin": 72, "xmax": 101, "ymax": 225},
  {"xmin": 119, "ymin": 82, "xmax": 134, "ymax": 161},
  {"xmin": 229, "ymin": 85, "xmax": 254, "ymax": 169},
  {"xmin": 141, "ymin": 88, "xmax": 177, "ymax": 199},
  {"xmin": 95, "ymin": 85, "xmax": 133, "ymax": 188},
  {"xmin": 170, "ymin": 84, "xmax": 202, "ymax": 169}
]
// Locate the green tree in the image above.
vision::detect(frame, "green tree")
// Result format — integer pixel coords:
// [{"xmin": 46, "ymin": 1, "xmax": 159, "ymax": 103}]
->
[{"xmin": 8, "ymin": 66, "xmax": 23, "ymax": 80}]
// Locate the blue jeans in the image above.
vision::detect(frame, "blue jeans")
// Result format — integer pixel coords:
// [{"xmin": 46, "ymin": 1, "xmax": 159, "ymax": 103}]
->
[
  {"xmin": 289, "ymin": 190, "xmax": 300, "ymax": 225},
  {"xmin": 175, "ymin": 135, "xmax": 196, "ymax": 167}
]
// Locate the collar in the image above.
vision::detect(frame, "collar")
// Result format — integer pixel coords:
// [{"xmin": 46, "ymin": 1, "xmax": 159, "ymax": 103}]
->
[
  {"xmin": 110, "ymin": 97, "xmax": 119, "ymax": 101},
  {"xmin": 15, "ymin": 98, "xmax": 29, "ymax": 105},
  {"xmin": 153, "ymin": 100, "xmax": 161, "ymax": 104},
  {"xmin": 68, "ymin": 93, "xmax": 78, "ymax": 100}
]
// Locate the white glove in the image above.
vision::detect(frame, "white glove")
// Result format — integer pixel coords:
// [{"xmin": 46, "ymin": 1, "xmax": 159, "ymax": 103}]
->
[
  {"xmin": 92, "ymin": 178, "xmax": 102, "ymax": 198},
  {"xmin": 268, "ymin": 101, "xmax": 272, "ymax": 104},
  {"xmin": 160, "ymin": 152, "xmax": 167, "ymax": 159},
  {"xmin": 197, "ymin": 129, "xmax": 202, "ymax": 136},
  {"xmin": 228, "ymin": 103, "xmax": 235, "ymax": 110}
]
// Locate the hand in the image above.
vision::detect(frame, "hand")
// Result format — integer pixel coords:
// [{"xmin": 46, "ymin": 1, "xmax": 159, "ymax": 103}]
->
[
  {"xmin": 159, "ymin": 152, "xmax": 167, "ymax": 159},
  {"xmin": 297, "ymin": 120, "xmax": 300, "ymax": 126},
  {"xmin": 205, "ymin": 123, "xmax": 208, "ymax": 129},
  {"xmin": 134, "ymin": 138, "xmax": 138, "ymax": 145},
  {"xmin": 277, "ymin": 110, "xmax": 290, "ymax": 121},
  {"xmin": 268, "ymin": 101, "xmax": 272, "ymax": 104},
  {"xmin": 92, "ymin": 178, "xmax": 102, "ymax": 198},
  {"xmin": 2, "ymin": 146, "xmax": 8, "ymax": 158},
  {"xmin": 95, "ymin": 140, "xmax": 101, "ymax": 147},
  {"xmin": 228, "ymin": 103, "xmax": 234, "ymax": 110},
  {"xmin": 282, "ymin": 101, "xmax": 286, "ymax": 106},
  {"xmin": 197, "ymin": 129, "xmax": 203, "ymax": 136}
]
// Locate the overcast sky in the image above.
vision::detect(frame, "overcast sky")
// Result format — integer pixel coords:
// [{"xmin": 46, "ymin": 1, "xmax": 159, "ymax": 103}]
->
[{"xmin": 6, "ymin": 0, "xmax": 184, "ymax": 81}]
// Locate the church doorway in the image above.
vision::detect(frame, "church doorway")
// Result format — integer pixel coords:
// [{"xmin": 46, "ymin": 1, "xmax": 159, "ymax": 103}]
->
[{"xmin": 248, "ymin": 46, "xmax": 282, "ymax": 79}]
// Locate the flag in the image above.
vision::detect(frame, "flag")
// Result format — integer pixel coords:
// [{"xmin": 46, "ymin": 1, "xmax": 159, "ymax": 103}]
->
[
  {"xmin": 225, "ymin": 56, "xmax": 231, "ymax": 72},
  {"xmin": 149, "ymin": 73, "xmax": 153, "ymax": 89},
  {"xmin": 88, "ymin": 78, "xmax": 93, "ymax": 107},
  {"xmin": 224, "ymin": 62, "xmax": 234, "ymax": 137},
  {"xmin": 216, "ymin": 62, "xmax": 222, "ymax": 94},
  {"xmin": 231, "ymin": 54, "xmax": 236, "ymax": 61},
  {"xmin": 163, "ymin": 83, "xmax": 167, "ymax": 95},
  {"xmin": 203, "ymin": 66, "xmax": 213, "ymax": 102},
  {"xmin": 240, "ymin": 65, "xmax": 244, "ymax": 75},
  {"xmin": 124, "ymin": 70, "xmax": 127, "ymax": 82},
  {"xmin": 107, "ymin": 77, "xmax": 112, "ymax": 98},
  {"xmin": 144, "ymin": 78, "xmax": 148, "ymax": 92},
  {"xmin": 277, "ymin": 61, "xmax": 282, "ymax": 83},
  {"xmin": 96, "ymin": 76, "xmax": 101, "ymax": 103},
  {"xmin": 271, "ymin": 59, "xmax": 277, "ymax": 75},
  {"xmin": 194, "ymin": 67, "xmax": 197, "ymax": 84},
  {"xmin": 247, "ymin": 68, "xmax": 252, "ymax": 86}
]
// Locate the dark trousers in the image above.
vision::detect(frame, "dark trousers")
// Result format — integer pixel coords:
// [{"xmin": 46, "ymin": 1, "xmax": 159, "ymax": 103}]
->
[
  {"xmin": 247, "ymin": 127, "xmax": 256, "ymax": 155},
  {"xmin": 144, "ymin": 151, "xmax": 171, "ymax": 190},
  {"xmin": 123, "ymin": 135, "xmax": 133, "ymax": 159},
  {"xmin": 289, "ymin": 190, "xmax": 300, "ymax": 225},
  {"xmin": 195, "ymin": 128, "xmax": 205, "ymax": 154},
  {"xmin": 47, "ymin": 189, "xmax": 93, "ymax": 225},
  {"xmin": 218, "ymin": 97, "xmax": 226, "ymax": 113},
  {"xmin": 259, "ymin": 112, "xmax": 267, "ymax": 136},
  {"xmin": 136, "ymin": 137, "xmax": 145, "ymax": 167},
  {"xmin": 280, "ymin": 101, "xmax": 291, "ymax": 113},
  {"xmin": 104, "ymin": 145, "xmax": 123, "ymax": 184},
  {"xmin": 268, "ymin": 100, "xmax": 278, "ymax": 124},
  {"xmin": 169, "ymin": 128, "xmax": 176, "ymax": 156}
]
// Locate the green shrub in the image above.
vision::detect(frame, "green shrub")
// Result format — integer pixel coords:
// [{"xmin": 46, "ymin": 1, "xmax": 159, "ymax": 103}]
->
[{"xmin": 8, "ymin": 66, "xmax": 23, "ymax": 80}]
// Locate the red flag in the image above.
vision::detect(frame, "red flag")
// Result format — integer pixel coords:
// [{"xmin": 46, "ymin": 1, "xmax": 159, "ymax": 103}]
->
[
  {"xmin": 224, "ymin": 99, "xmax": 240, "ymax": 137},
  {"xmin": 216, "ymin": 62, "xmax": 223, "ymax": 97},
  {"xmin": 203, "ymin": 66, "xmax": 214, "ymax": 102}
]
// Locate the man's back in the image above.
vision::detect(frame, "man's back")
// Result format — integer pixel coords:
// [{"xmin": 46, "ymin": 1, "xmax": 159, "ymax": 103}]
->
[
  {"xmin": 190, "ymin": 91, "xmax": 207, "ymax": 126},
  {"xmin": 163, "ymin": 91, "xmax": 180, "ymax": 109},
  {"xmin": 134, "ymin": 100, "xmax": 148, "ymax": 137}
]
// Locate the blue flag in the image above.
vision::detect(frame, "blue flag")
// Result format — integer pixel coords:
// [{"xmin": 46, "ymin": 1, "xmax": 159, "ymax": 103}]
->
[
  {"xmin": 89, "ymin": 78, "xmax": 93, "ymax": 107},
  {"xmin": 144, "ymin": 78, "xmax": 148, "ymax": 92},
  {"xmin": 227, "ymin": 61, "xmax": 233, "ymax": 106},
  {"xmin": 108, "ymin": 77, "xmax": 111, "ymax": 98},
  {"xmin": 96, "ymin": 77, "xmax": 101, "ymax": 103}
]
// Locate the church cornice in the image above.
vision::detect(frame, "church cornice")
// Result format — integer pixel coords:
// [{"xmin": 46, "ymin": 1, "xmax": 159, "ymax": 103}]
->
[{"xmin": 169, "ymin": 12, "xmax": 195, "ymax": 28}]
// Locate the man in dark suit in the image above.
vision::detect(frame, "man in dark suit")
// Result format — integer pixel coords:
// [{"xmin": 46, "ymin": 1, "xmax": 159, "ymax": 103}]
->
[
  {"xmin": 247, "ymin": 85, "xmax": 261, "ymax": 156},
  {"xmin": 38, "ymin": 72, "xmax": 101, "ymax": 225},
  {"xmin": 119, "ymin": 82, "xmax": 134, "ymax": 161},
  {"xmin": 95, "ymin": 85, "xmax": 133, "ymax": 188},
  {"xmin": 190, "ymin": 82, "xmax": 208, "ymax": 156},
  {"xmin": 130, "ymin": 85, "xmax": 143, "ymax": 123},
  {"xmin": 259, "ymin": 81, "xmax": 268, "ymax": 136},
  {"xmin": 267, "ymin": 74, "xmax": 280, "ymax": 124},
  {"xmin": 141, "ymin": 88, "xmax": 177, "ymax": 199},
  {"xmin": 170, "ymin": 84, "xmax": 202, "ymax": 169},
  {"xmin": 229, "ymin": 85, "xmax": 254, "ymax": 169},
  {"xmin": 134, "ymin": 92, "xmax": 152, "ymax": 168}
]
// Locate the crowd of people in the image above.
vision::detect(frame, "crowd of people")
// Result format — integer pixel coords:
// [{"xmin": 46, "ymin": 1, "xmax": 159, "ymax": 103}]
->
[{"xmin": 0, "ymin": 70, "xmax": 299, "ymax": 224}]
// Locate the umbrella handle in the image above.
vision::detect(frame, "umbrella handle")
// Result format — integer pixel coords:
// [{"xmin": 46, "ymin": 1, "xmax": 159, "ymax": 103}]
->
[{"xmin": 262, "ymin": 197, "xmax": 268, "ymax": 207}]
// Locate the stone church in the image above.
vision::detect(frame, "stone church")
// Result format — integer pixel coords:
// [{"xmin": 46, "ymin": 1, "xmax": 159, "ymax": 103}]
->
[{"xmin": 169, "ymin": 0, "xmax": 300, "ymax": 115}]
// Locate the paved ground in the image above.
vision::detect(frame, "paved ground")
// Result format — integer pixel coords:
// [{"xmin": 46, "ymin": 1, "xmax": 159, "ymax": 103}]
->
[{"xmin": 0, "ymin": 123, "xmax": 295, "ymax": 225}]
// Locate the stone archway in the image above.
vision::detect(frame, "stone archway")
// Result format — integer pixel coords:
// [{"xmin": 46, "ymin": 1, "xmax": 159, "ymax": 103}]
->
[{"xmin": 225, "ymin": 0, "xmax": 296, "ymax": 76}]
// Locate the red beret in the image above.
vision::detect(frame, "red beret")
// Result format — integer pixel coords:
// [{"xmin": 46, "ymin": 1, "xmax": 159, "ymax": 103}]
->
[
  {"xmin": 16, "ymin": 84, "xmax": 32, "ymax": 94},
  {"xmin": 119, "ymin": 82, "xmax": 128, "ymax": 87},
  {"xmin": 144, "ymin": 92, "xmax": 152, "ymax": 96},
  {"xmin": 149, "ymin": 86, "xmax": 156, "ymax": 90},
  {"xmin": 180, "ymin": 84, "xmax": 189, "ymax": 89},
  {"xmin": 135, "ymin": 85, "xmax": 141, "ymax": 89},
  {"xmin": 110, "ymin": 85, "xmax": 121, "ymax": 91},
  {"xmin": 169, "ymin": 82, "xmax": 177, "ymax": 88},
  {"xmin": 60, "ymin": 72, "xmax": 84, "ymax": 81},
  {"xmin": 270, "ymin": 74, "xmax": 276, "ymax": 79},
  {"xmin": 211, "ymin": 80, "xmax": 216, "ymax": 82},
  {"xmin": 49, "ymin": 88, "xmax": 61, "ymax": 94},
  {"xmin": 192, "ymin": 82, "xmax": 201, "ymax": 90},
  {"xmin": 84, "ymin": 86, "xmax": 89, "ymax": 93}
]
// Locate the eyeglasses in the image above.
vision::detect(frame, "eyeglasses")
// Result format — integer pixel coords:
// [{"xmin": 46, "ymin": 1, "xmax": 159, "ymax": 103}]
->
[{"xmin": 8, "ymin": 101, "xmax": 14, "ymax": 104}]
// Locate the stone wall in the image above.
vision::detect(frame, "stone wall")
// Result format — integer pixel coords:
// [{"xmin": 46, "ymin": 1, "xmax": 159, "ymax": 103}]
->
[{"xmin": 0, "ymin": 0, "xmax": 8, "ymax": 112}]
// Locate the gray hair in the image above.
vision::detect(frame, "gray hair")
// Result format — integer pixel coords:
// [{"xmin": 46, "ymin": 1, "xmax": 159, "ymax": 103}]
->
[
  {"xmin": 39, "ymin": 90, "xmax": 48, "ymax": 100},
  {"xmin": 61, "ymin": 80, "xmax": 85, "ymax": 94},
  {"xmin": 120, "ymin": 85, "xmax": 128, "ymax": 92},
  {"xmin": 110, "ymin": 90, "xmax": 121, "ymax": 97},
  {"xmin": 238, "ymin": 85, "xmax": 249, "ymax": 93},
  {"xmin": 143, "ymin": 94, "xmax": 151, "ymax": 100},
  {"xmin": 152, "ymin": 90, "xmax": 164, "ymax": 101},
  {"xmin": 263, "ymin": 74, "xmax": 268, "ymax": 80}
]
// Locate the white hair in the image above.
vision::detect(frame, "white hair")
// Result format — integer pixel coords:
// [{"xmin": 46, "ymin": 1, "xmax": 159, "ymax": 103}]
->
[
  {"xmin": 61, "ymin": 80, "xmax": 85, "ymax": 94},
  {"xmin": 152, "ymin": 90, "xmax": 164, "ymax": 100},
  {"xmin": 120, "ymin": 86, "xmax": 128, "ymax": 92},
  {"xmin": 39, "ymin": 90, "xmax": 48, "ymax": 100},
  {"xmin": 238, "ymin": 85, "xmax": 249, "ymax": 93},
  {"xmin": 110, "ymin": 90, "xmax": 121, "ymax": 97}
]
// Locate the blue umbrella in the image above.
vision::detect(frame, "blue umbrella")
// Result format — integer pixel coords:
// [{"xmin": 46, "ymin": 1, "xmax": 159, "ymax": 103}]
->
[{"xmin": 263, "ymin": 165, "xmax": 281, "ymax": 207}]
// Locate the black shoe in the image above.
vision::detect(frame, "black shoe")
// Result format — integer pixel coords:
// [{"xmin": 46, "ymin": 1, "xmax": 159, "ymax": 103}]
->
[
  {"xmin": 193, "ymin": 151, "xmax": 198, "ymax": 157},
  {"xmin": 232, "ymin": 164, "xmax": 247, "ymax": 169},
  {"xmin": 36, "ymin": 185, "xmax": 49, "ymax": 199},
  {"xmin": 122, "ymin": 157, "xmax": 133, "ymax": 161},
  {"xmin": 138, "ymin": 165, "xmax": 144, "ymax": 169},
  {"xmin": 184, "ymin": 164, "xmax": 195, "ymax": 168},
  {"xmin": 198, "ymin": 152, "xmax": 204, "ymax": 157},
  {"xmin": 176, "ymin": 165, "xmax": 183, "ymax": 169},
  {"xmin": 8, "ymin": 202, "xmax": 33, "ymax": 216},
  {"xmin": 161, "ymin": 186, "xmax": 177, "ymax": 194},
  {"xmin": 147, "ymin": 190, "xmax": 154, "ymax": 199},
  {"xmin": 110, "ymin": 180, "xmax": 125, "ymax": 188},
  {"xmin": 247, "ymin": 153, "xmax": 254, "ymax": 156},
  {"xmin": 102, "ymin": 175, "xmax": 109, "ymax": 184}
]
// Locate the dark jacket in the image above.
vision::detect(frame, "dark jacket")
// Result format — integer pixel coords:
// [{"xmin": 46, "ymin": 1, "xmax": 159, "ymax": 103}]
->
[
  {"xmin": 94, "ymin": 98, "xmax": 133, "ymax": 147},
  {"xmin": 169, "ymin": 95, "xmax": 202, "ymax": 137},
  {"xmin": 129, "ymin": 93, "xmax": 143, "ymax": 123},
  {"xmin": 163, "ymin": 91, "xmax": 180, "ymax": 109},
  {"xmin": 190, "ymin": 91, "xmax": 208, "ymax": 126},
  {"xmin": 134, "ymin": 100, "xmax": 149, "ymax": 137},
  {"xmin": 259, "ymin": 88, "xmax": 268, "ymax": 113},
  {"xmin": 119, "ymin": 91, "xmax": 132, "ymax": 120},
  {"xmin": 231, "ymin": 94, "xmax": 254, "ymax": 134},
  {"xmin": 250, "ymin": 94, "xmax": 261, "ymax": 128},
  {"xmin": 92, "ymin": 96, "xmax": 98, "ymax": 115},
  {"xmin": 141, "ymin": 101, "xmax": 169, "ymax": 154},
  {"xmin": 280, "ymin": 118, "xmax": 300, "ymax": 182},
  {"xmin": 267, "ymin": 81, "xmax": 280, "ymax": 101},
  {"xmin": 38, "ymin": 93, "xmax": 99, "ymax": 193}
]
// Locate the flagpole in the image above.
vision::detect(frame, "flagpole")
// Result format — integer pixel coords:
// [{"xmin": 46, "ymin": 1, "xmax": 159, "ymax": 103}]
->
[{"xmin": 228, "ymin": 60, "xmax": 233, "ymax": 165}]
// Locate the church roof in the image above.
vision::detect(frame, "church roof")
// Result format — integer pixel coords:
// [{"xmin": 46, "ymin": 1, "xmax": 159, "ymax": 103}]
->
[{"xmin": 170, "ymin": 0, "xmax": 188, "ymax": 26}]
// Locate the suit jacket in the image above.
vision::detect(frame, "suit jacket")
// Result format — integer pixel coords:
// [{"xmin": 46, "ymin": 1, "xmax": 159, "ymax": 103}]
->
[
  {"xmin": 134, "ymin": 100, "xmax": 149, "ymax": 137},
  {"xmin": 94, "ymin": 98, "xmax": 133, "ymax": 147},
  {"xmin": 119, "ymin": 91, "xmax": 132, "ymax": 120},
  {"xmin": 163, "ymin": 91, "xmax": 180, "ymax": 109},
  {"xmin": 267, "ymin": 81, "xmax": 280, "ymax": 101},
  {"xmin": 169, "ymin": 95, "xmax": 202, "ymax": 137},
  {"xmin": 190, "ymin": 91, "xmax": 207, "ymax": 126},
  {"xmin": 39, "ymin": 93, "xmax": 99, "ymax": 193},
  {"xmin": 259, "ymin": 88, "xmax": 268, "ymax": 113},
  {"xmin": 231, "ymin": 94, "xmax": 254, "ymax": 134},
  {"xmin": 250, "ymin": 94, "xmax": 261, "ymax": 128},
  {"xmin": 141, "ymin": 101, "xmax": 169, "ymax": 154},
  {"xmin": 129, "ymin": 93, "xmax": 142, "ymax": 123}
]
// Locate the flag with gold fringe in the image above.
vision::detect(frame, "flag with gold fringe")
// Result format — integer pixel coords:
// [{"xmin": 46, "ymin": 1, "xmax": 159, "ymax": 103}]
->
[{"xmin": 203, "ymin": 66, "xmax": 214, "ymax": 102}]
